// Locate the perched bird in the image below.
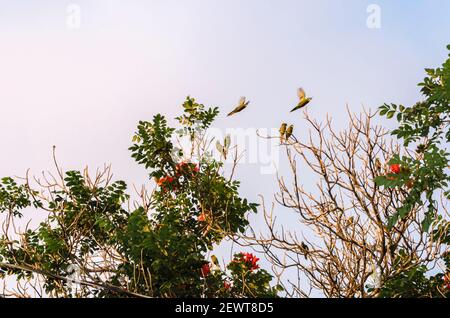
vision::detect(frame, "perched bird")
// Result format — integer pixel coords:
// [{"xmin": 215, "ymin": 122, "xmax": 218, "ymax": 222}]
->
[
  {"xmin": 300, "ymin": 241, "xmax": 309, "ymax": 259},
  {"xmin": 346, "ymin": 216, "xmax": 354, "ymax": 227},
  {"xmin": 211, "ymin": 255, "xmax": 220, "ymax": 267},
  {"xmin": 224, "ymin": 134, "xmax": 231, "ymax": 150},
  {"xmin": 285, "ymin": 125, "xmax": 294, "ymax": 140},
  {"xmin": 227, "ymin": 96, "xmax": 250, "ymax": 117},
  {"xmin": 216, "ymin": 141, "xmax": 223, "ymax": 151},
  {"xmin": 216, "ymin": 135, "xmax": 231, "ymax": 159},
  {"xmin": 279, "ymin": 123, "xmax": 287, "ymax": 142},
  {"xmin": 375, "ymin": 158, "xmax": 382, "ymax": 174},
  {"xmin": 291, "ymin": 87, "xmax": 312, "ymax": 112},
  {"xmin": 301, "ymin": 241, "xmax": 309, "ymax": 251},
  {"xmin": 211, "ymin": 255, "xmax": 221, "ymax": 272}
]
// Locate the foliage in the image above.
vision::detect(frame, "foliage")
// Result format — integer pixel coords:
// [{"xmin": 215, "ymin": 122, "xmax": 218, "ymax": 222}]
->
[
  {"xmin": 377, "ymin": 251, "xmax": 450, "ymax": 298},
  {"xmin": 377, "ymin": 45, "xmax": 450, "ymax": 231},
  {"xmin": 0, "ymin": 177, "xmax": 32, "ymax": 217},
  {"xmin": 248, "ymin": 109, "xmax": 446, "ymax": 298},
  {"xmin": 376, "ymin": 45, "xmax": 450, "ymax": 298},
  {"xmin": 0, "ymin": 97, "xmax": 278, "ymax": 298}
]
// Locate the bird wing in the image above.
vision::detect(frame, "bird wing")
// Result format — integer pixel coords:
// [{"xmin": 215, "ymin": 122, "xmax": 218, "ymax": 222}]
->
[
  {"xmin": 297, "ymin": 87, "xmax": 306, "ymax": 101},
  {"xmin": 216, "ymin": 141, "xmax": 224, "ymax": 152},
  {"xmin": 224, "ymin": 135, "xmax": 231, "ymax": 149},
  {"xmin": 238, "ymin": 96, "xmax": 246, "ymax": 106},
  {"xmin": 290, "ymin": 105, "xmax": 301, "ymax": 112},
  {"xmin": 227, "ymin": 106, "xmax": 241, "ymax": 116}
]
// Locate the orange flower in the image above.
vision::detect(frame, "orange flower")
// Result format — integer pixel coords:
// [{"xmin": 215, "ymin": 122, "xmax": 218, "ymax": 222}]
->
[
  {"xmin": 156, "ymin": 177, "xmax": 165, "ymax": 186},
  {"xmin": 198, "ymin": 213, "xmax": 207, "ymax": 222},
  {"xmin": 175, "ymin": 162, "xmax": 187, "ymax": 172},
  {"xmin": 233, "ymin": 252, "xmax": 260, "ymax": 271},
  {"xmin": 243, "ymin": 253, "xmax": 260, "ymax": 271},
  {"xmin": 390, "ymin": 164, "xmax": 401, "ymax": 174},
  {"xmin": 175, "ymin": 162, "xmax": 200, "ymax": 176},
  {"xmin": 157, "ymin": 176, "xmax": 175, "ymax": 186}
]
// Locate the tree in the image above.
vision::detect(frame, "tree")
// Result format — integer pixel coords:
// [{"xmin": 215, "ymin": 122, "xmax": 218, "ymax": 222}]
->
[
  {"xmin": 374, "ymin": 45, "xmax": 450, "ymax": 297},
  {"xmin": 0, "ymin": 97, "xmax": 280, "ymax": 298},
  {"xmin": 243, "ymin": 109, "xmax": 449, "ymax": 298},
  {"xmin": 377, "ymin": 45, "xmax": 450, "ymax": 232}
]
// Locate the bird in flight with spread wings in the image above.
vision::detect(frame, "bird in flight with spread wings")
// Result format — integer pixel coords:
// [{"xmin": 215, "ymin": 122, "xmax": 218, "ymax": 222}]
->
[
  {"xmin": 290, "ymin": 87, "xmax": 312, "ymax": 113},
  {"xmin": 227, "ymin": 96, "xmax": 250, "ymax": 117}
]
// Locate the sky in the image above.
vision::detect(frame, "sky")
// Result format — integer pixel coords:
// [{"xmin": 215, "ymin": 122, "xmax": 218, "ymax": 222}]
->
[{"xmin": 0, "ymin": 0, "xmax": 449, "ymax": 295}]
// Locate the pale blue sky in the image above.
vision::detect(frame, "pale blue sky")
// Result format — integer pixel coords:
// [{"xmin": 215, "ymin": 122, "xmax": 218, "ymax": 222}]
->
[
  {"xmin": 1, "ymin": 0, "xmax": 449, "ymax": 219},
  {"xmin": 0, "ymin": 1, "xmax": 448, "ymax": 175},
  {"xmin": 0, "ymin": 0, "xmax": 449, "ymax": 294}
]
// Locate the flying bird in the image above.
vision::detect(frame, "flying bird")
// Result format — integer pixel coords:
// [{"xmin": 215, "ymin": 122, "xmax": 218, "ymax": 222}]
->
[
  {"xmin": 227, "ymin": 97, "xmax": 250, "ymax": 117},
  {"xmin": 290, "ymin": 87, "xmax": 312, "ymax": 112},
  {"xmin": 279, "ymin": 123, "xmax": 287, "ymax": 142}
]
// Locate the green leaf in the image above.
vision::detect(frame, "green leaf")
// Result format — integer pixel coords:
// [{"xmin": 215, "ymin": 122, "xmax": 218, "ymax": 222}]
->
[
  {"xmin": 387, "ymin": 212, "xmax": 400, "ymax": 230},
  {"xmin": 374, "ymin": 176, "xmax": 388, "ymax": 186}
]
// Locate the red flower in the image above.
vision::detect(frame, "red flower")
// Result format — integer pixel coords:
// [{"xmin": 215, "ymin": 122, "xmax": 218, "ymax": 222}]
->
[
  {"xmin": 224, "ymin": 281, "xmax": 232, "ymax": 290},
  {"xmin": 390, "ymin": 164, "xmax": 401, "ymax": 174},
  {"xmin": 443, "ymin": 274, "xmax": 450, "ymax": 291},
  {"xmin": 175, "ymin": 162, "xmax": 187, "ymax": 172},
  {"xmin": 201, "ymin": 263, "xmax": 211, "ymax": 277},
  {"xmin": 234, "ymin": 252, "xmax": 260, "ymax": 271},
  {"xmin": 176, "ymin": 162, "xmax": 200, "ymax": 176},
  {"xmin": 198, "ymin": 213, "xmax": 207, "ymax": 222},
  {"xmin": 156, "ymin": 177, "xmax": 164, "ymax": 186},
  {"xmin": 244, "ymin": 253, "xmax": 260, "ymax": 271},
  {"xmin": 156, "ymin": 176, "xmax": 175, "ymax": 187}
]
